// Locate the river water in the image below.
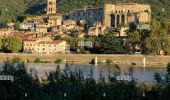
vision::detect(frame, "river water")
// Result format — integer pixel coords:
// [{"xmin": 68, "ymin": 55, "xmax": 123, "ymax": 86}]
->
[{"xmin": 0, "ymin": 63, "xmax": 167, "ymax": 83}]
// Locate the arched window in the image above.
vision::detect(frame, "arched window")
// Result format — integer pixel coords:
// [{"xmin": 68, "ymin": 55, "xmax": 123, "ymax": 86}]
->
[{"xmin": 122, "ymin": 15, "xmax": 125, "ymax": 23}]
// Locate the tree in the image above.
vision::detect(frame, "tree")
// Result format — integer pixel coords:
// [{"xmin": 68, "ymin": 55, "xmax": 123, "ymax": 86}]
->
[
  {"xmin": 2, "ymin": 36, "xmax": 22, "ymax": 53},
  {"xmin": 98, "ymin": 34, "xmax": 124, "ymax": 54},
  {"xmin": 12, "ymin": 57, "xmax": 22, "ymax": 63},
  {"xmin": 0, "ymin": 39, "xmax": 2, "ymax": 50},
  {"xmin": 55, "ymin": 58, "xmax": 62, "ymax": 64},
  {"xmin": 14, "ymin": 22, "xmax": 21, "ymax": 30},
  {"xmin": 128, "ymin": 30, "xmax": 141, "ymax": 53},
  {"xmin": 34, "ymin": 58, "xmax": 41, "ymax": 63},
  {"xmin": 143, "ymin": 19, "xmax": 169, "ymax": 55}
]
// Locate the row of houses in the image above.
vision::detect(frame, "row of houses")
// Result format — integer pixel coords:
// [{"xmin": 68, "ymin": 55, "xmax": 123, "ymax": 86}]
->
[
  {"xmin": 0, "ymin": 30, "xmax": 69, "ymax": 54},
  {"xmin": 23, "ymin": 37, "xmax": 69, "ymax": 54}
]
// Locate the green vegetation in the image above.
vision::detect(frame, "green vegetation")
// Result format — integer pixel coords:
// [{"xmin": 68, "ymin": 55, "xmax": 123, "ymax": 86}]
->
[
  {"xmin": 12, "ymin": 57, "xmax": 22, "ymax": 63},
  {"xmin": 1, "ymin": 60, "xmax": 170, "ymax": 99},
  {"xmin": 127, "ymin": 18, "xmax": 170, "ymax": 55},
  {"xmin": 27, "ymin": 59, "xmax": 31, "ymax": 63},
  {"xmin": 106, "ymin": 59, "xmax": 113, "ymax": 65},
  {"xmin": 90, "ymin": 58, "xmax": 95, "ymax": 64},
  {"xmin": 2, "ymin": 36, "xmax": 22, "ymax": 53},
  {"xmin": 55, "ymin": 58, "xmax": 62, "ymax": 64},
  {"xmin": 34, "ymin": 58, "xmax": 41, "ymax": 63},
  {"xmin": 0, "ymin": 39, "xmax": 2, "ymax": 50}
]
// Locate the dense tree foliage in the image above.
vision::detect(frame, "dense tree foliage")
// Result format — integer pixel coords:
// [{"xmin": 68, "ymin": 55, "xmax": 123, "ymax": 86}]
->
[
  {"xmin": 127, "ymin": 18, "xmax": 170, "ymax": 55},
  {"xmin": 2, "ymin": 36, "xmax": 22, "ymax": 53},
  {"xmin": 90, "ymin": 34, "xmax": 124, "ymax": 54}
]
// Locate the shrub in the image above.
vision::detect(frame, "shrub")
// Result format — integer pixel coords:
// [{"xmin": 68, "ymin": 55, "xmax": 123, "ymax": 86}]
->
[
  {"xmin": 44, "ymin": 61, "xmax": 52, "ymax": 63},
  {"xmin": 167, "ymin": 62, "xmax": 170, "ymax": 75},
  {"xmin": 106, "ymin": 59, "xmax": 113, "ymax": 65},
  {"xmin": 34, "ymin": 58, "xmax": 41, "ymax": 63},
  {"xmin": 27, "ymin": 59, "xmax": 31, "ymax": 63},
  {"xmin": 12, "ymin": 57, "xmax": 22, "ymax": 63},
  {"xmin": 90, "ymin": 58, "xmax": 95, "ymax": 64},
  {"xmin": 55, "ymin": 58, "xmax": 62, "ymax": 64}
]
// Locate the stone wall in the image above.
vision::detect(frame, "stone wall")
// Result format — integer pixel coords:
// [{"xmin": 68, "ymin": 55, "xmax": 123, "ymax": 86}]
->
[{"xmin": 104, "ymin": 3, "xmax": 151, "ymax": 28}]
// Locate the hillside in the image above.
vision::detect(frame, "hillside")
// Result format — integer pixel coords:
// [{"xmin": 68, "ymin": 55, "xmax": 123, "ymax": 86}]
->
[{"xmin": 0, "ymin": 0, "xmax": 170, "ymax": 24}]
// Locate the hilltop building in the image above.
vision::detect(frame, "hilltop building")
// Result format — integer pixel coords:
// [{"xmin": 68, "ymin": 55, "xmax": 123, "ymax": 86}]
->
[
  {"xmin": 47, "ymin": 0, "xmax": 57, "ymax": 15},
  {"xmin": 69, "ymin": 3, "xmax": 151, "ymax": 28},
  {"xmin": 20, "ymin": 0, "xmax": 63, "ymax": 34},
  {"xmin": 69, "ymin": 8, "xmax": 104, "ymax": 26},
  {"xmin": 104, "ymin": 3, "xmax": 151, "ymax": 28}
]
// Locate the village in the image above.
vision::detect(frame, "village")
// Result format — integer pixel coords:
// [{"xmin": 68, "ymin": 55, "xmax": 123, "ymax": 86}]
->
[{"xmin": 0, "ymin": 0, "xmax": 151, "ymax": 54}]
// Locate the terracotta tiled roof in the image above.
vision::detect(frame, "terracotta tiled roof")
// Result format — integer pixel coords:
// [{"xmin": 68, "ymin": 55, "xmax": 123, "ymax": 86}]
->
[{"xmin": 38, "ymin": 40, "xmax": 63, "ymax": 44}]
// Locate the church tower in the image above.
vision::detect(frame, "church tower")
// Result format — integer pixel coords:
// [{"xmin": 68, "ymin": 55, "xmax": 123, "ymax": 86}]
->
[{"xmin": 47, "ymin": 0, "xmax": 56, "ymax": 15}]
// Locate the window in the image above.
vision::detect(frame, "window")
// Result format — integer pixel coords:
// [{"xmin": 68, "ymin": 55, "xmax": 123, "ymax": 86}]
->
[{"xmin": 49, "ymin": 2, "xmax": 52, "ymax": 5}]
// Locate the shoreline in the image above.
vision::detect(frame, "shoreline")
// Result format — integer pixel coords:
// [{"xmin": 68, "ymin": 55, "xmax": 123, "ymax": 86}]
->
[{"xmin": 0, "ymin": 53, "xmax": 169, "ymax": 67}]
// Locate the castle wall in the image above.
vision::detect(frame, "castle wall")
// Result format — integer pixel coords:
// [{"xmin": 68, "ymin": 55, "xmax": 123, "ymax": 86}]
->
[{"xmin": 103, "ymin": 3, "xmax": 151, "ymax": 28}]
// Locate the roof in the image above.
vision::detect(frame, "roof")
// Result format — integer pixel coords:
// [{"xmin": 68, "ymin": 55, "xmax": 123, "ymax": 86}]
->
[
  {"xmin": 70, "ymin": 7, "xmax": 103, "ymax": 13},
  {"xmin": 38, "ymin": 40, "xmax": 64, "ymax": 45}
]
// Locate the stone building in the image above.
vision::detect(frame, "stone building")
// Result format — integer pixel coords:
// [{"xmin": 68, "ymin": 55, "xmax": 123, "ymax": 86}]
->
[
  {"xmin": 69, "ymin": 8, "xmax": 104, "ymax": 26},
  {"xmin": 48, "ymin": 14, "xmax": 62, "ymax": 27},
  {"xmin": 47, "ymin": 0, "xmax": 63, "ymax": 30},
  {"xmin": 87, "ymin": 22, "xmax": 106, "ymax": 36},
  {"xmin": 23, "ymin": 37, "xmax": 69, "ymax": 54},
  {"xmin": 47, "ymin": 0, "xmax": 57, "ymax": 15},
  {"xmin": 104, "ymin": 3, "xmax": 151, "ymax": 28}
]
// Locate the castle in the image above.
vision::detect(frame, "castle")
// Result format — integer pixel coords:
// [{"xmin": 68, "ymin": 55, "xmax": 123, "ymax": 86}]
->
[
  {"xmin": 69, "ymin": 3, "xmax": 151, "ymax": 28},
  {"xmin": 104, "ymin": 3, "xmax": 151, "ymax": 28}
]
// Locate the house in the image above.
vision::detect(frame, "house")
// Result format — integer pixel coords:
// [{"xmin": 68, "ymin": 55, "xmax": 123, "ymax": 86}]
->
[{"xmin": 23, "ymin": 37, "xmax": 69, "ymax": 54}]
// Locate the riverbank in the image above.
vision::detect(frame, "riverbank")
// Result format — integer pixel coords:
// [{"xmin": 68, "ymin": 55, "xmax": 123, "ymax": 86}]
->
[{"xmin": 0, "ymin": 53, "xmax": 169, "ymax": 67}]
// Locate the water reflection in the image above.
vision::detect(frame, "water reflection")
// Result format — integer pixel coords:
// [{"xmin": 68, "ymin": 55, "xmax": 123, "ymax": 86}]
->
[{"xmin": 0, "ymin": 63, "xmax": 167, "ymax": 83}]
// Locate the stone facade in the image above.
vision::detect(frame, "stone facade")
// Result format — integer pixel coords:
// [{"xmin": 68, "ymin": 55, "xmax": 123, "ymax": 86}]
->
[
  {"xmin": 69, "ymin": 8, "xmax": 104, "ymax": 26},
  {"xmin": 48, "ymin": 14, "xmax": 62, "ymax": 26},
  {"xmin": 23, "ymin": 37, "xmax": 68, "ymax": 54},
  {"xmin": 104, "ymin": 3, "xmax": 151, "ymax": 28},
  {"xmin": 47, "ymin": 0, "xmax": 57, "ymax": 15}
]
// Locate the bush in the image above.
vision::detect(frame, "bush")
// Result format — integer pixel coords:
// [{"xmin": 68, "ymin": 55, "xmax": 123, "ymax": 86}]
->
[
  {"xmin": 90, "ymin": 58, "xmax": 95, "ymax": 64},
  {"xmin": 12, "ymin": 57, "xmax": 22, "ymax": 63},
  {"xmin": 106, "ymin": 59, "xmax": 113, "ymax": 65},
  {"xmin": 55, "ymin": 58, "xmax": 62, "ymax": 64},
  {"xmin": 44, "ymin": 61, "xmax": 52, "ymax": 63},
  {"xmin": 34, "ymin": 58, "xmax": 41, "ymax": 63},
  {"xmin": 167, "ymin": 62, "xmax": 170, "ymax": 75},
  {"xmin": 27, "ymin": 59, "xmax": 31, "ymax": 63}
]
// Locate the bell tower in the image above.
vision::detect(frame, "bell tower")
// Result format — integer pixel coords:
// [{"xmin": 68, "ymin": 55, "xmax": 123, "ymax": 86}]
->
[{"xmin": 47, "ymin": 0, "xmax": 56, "ymax": 15}]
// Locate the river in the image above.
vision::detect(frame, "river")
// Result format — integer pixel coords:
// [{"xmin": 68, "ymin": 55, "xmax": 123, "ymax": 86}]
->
[{"xmin": 0, "ymin": 63, "xmax": 166, "ymax": 83}]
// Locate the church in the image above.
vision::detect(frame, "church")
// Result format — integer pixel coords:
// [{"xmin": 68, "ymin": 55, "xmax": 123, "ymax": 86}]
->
[{"xmin": 20, "ymin": 0, "xmax": 62, "ymax": 33}]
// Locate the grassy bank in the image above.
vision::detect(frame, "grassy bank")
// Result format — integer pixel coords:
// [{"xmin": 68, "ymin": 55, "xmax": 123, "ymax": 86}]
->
[{"xmin": 0, "ymin": 53, "xmax": 169, "ymax": 67}]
